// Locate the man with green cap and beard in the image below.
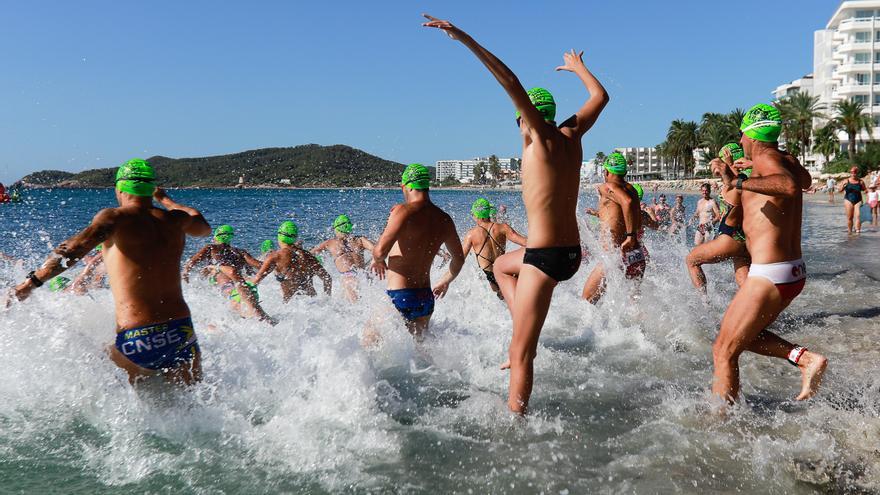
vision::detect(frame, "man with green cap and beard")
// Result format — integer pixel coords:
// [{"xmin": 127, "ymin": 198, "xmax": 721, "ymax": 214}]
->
[
  {"xmin": 581, "ymin": 152, "xmax": 644, "ymax": 304},
  {"xmin": 252, "ymin": 221, "xmax": 332, "ymax": 302},
  {"xmin": 460, "ymin": 198, "xmax": 527, "ymax": 299},
  {"xmin": 311, "ymin": 215, "xmax": 376, "ymax": 302},
  {"xmin": 712, "ymin": 103, "xmax": 827, "ymax": 405},
  {"xmin": 424, "ymin": 14, "xmax": 608, "ymax": 414},
  {"xmin": 369, "ymin": 163, "xmax": 464, "ymax": 340},
  {"xmin": 10, "ymin": 158, "xmax": 212, "ymax": 386}
]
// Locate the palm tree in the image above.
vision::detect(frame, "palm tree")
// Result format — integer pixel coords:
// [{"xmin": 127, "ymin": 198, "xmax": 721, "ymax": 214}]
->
[
  {"xmin": 699, "ymin": 112, "xmax": 735, "ymax": 159},
  {"xmin": 834, "ymin": 99, "xmax": 874, "ymax": 159},
  {"xmin": 594, "ymin": 151, "xmax": 606, "ymax": 165},
  {"xmin": 776, "ymin": 91, "xmax": 825, "ymax": 163},
  {"xmin": 812, "ymin": 122, "xmax": 840, "ymax": 165},
  {"xmin": 667, "ymin": 120, "xmax": 699, "ymax": 177},
  {"xmin": 726, "ymin": 108, "xmax": 746, "ymax": 134}
]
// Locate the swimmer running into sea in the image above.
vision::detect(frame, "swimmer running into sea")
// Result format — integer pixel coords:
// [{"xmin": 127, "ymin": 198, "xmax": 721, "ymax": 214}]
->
[
  {"xmin": 423, "ymin": 14, "xmax": 609, "ymax": 413},
  {"xmin": 460, "ymin": 198, "xmax": 527, "ymax": 299},
  {"xmin": 311, "ymin": 215, "xmax": 376, "ymax": 302},
  {"xmin": 10, "ymin": 159, "xmax": 211, "ymax": 385},
  {"xmin": 712, "ymin": 104, "xmax": 827, "ymax": 404},
  {"xmin": 685, "ymin": 143, "xmax": 751, "ymax": 294},
  {"xmin": 369, "ymin": 164, "xmax": 464, "ymax": 341},
  {"xmin": 252, "ymin": 221, "xmax": 332, "ymax": 301}
]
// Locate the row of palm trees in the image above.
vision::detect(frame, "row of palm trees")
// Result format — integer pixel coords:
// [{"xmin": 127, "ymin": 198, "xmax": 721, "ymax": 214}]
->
[{"xmin": 594, "ymin": 92, "xmax": 875, "ymax": 177}]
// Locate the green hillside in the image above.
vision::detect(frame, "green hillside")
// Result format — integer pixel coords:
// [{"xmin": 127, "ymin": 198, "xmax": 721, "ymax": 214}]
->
[{"xmin": 20, "ymin": 144, "xmax": 413, "ymax": 188}]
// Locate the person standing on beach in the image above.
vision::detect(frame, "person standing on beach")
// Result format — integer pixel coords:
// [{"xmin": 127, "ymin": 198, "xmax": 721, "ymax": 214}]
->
[
  {"xmin": 686, "ymin": 144, "xmax": 751, "ymax": 294},
  {"xmin": 712, "ymin": 104, "xmax": 827, "ymax": 404},
  {"xmin": 252, "ymin": 221, "xmax": 332, "ymax": 302},
  {"xmin": 10, "ymin": 159, "xmax": 211, "ymax": 385},
  {"xmin": 867, "ymin": 184, "xmax": 879, "ymax": 226},
  {"xmin": 826, "ymin": 177, "xmax": 836, "ymax": 203},
  {"xmin": 370, "ymin": 163, "xmax": 464, "ymax": 339},
  {"xmin": 669, "ymin": 195, "xmax": 686, "ymax": 235},
  {"xmin": 652, "ymin": 194, "xmax": 672, "ymax": 230},
  {"xmin": 690, "ymin": 183, "xmax": 720, "ymax": 246},
  {"xmin": 423, "ymin": 14, "xmax": 609, "ymax": 413},
  {"xmin": 581, "ymin": 153, "xmax": 643, "ymax": 304},
  {"xmin": 311, "ymin": 215, "xmax": 375, "ymax": 302},
  {"xmin": 838, "ymin": 166, "xmax": 866, "ymax": 234},
  {"xmin": 460, "ymin": 198, "xmax": 527, "ymax": 299}
]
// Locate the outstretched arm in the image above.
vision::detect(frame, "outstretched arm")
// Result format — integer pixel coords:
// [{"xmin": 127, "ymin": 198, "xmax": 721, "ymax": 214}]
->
[
  {"xmin": 422, "ymin": 14, "xmax": 548, "ymax": 132},
  {"xmin": 154, "ymin": 188, "xmax": 211, "ymax": 237},
  {"xmin": 12, "ymin": 208, "xmax": 116, "ymax": 301},
  {"xmin": 240, "ymin": 250, "xmax": 262, "ymax": 271},
  {"xmin": 432, "ymin": 218, "xmax": 465, "ymax": 299},
  {"xmin": 310, "ymin": 239, "xmax": 331, "ymax": 255},
  {"xmin": 250, "ymin": 254, "xmax": 277, "ymax": 286},
  {"xmin": 182, "ymin": 245, "xmax": 212, "ymax": 283},
  {"xmin": 460, "ymin": 231, "xmax": 473, "ymax": 258},
  {"xmin": 555, "ymin": 50, "xmax": 609, "ymax": 137},
  {"xmin": 502, "ymin": 224, "xmax": 528, "ymax": 246},
  {"xmin": 312, "ymin": 259, "xmax": 332, "ymax": 296},
  {"xmin": 726, "ymin": 159, "xmax": 801, "ymax": 198}
]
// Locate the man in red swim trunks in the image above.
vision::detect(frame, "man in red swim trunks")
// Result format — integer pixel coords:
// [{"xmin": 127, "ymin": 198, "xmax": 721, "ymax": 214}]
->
[
  {"xmin": 713, "ymin": 104, "xmax": 828, "ymax": 404},
  {"xmin": 581, "ymin": 152, "xmax": 644, "ymax": 303}
]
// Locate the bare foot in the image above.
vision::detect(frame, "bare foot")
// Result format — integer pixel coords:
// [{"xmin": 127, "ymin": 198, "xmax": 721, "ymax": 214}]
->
[
  {"xmin": 500, "ymin": 359, "xmax": 510, "ymax": 370},
  {"xmin": 795, "ymin": 351, "xmax": 828, "ymax": 401}
]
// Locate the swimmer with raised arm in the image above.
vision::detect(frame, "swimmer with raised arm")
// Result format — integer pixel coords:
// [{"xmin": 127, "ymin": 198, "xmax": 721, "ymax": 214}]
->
[
  {"xmin": 713, "ymin": 104, "xmax": 827, "ymax": 404},
  {"xmin": 10, "ymin": 159, "xmax": 211, "ymax": 385},
  {"xmin": 423, "ymin": 14, "xmax": 608, "ymax": 413}
]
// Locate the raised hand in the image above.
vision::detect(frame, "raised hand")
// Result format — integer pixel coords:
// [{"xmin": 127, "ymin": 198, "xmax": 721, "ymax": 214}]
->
[
  {"xmin": 555, "ymin": 49, "xmax": 586, "ymax": 73},
  {"xmin": 422, "ymin": 14, "xmax": 463, "ymax": 40}
]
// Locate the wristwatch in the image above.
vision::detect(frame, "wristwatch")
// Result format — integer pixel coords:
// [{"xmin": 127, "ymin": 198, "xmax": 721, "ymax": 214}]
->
[
  {"xmin": 735, "ymin": 175, "xmax": 747, "ymax": 190},
  {"xmin": 625, "ymin": 232, "xmax": 636, "ymax": 237},
  {"xmin": 27, "ymin": 271, "xmax": 43, "ymax": 287}
]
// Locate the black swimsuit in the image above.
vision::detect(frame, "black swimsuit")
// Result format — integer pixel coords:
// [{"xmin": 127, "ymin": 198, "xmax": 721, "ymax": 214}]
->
[
  {"xmin": 475, "ymin": 224, "xmax": 504, "ymax": 286},
  {"xmin": 523, "ymin": 246, "xmax": 581, "ymax": 282}
]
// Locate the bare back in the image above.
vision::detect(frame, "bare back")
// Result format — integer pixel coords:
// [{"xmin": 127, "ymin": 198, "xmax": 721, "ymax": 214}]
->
[
  {"xmin": 323, "ymin": 236, "xmax": 369, "ymax": 273},
  {"xmin": 520, "ymin": 125, "xmax": 583, "ymax": 247},
  {"xmin": 103, "ymin": 207, "xmax": 190, "ymax": 330},
  {"xmin": 468, "ymin": 222, "xmax": 508, "ymax": 271},
  {"xmin": 385, "ymin": 202, "xmax": 454, "ymax": 289},
  {"xmin": 742, "ymin": 151, "xmax": 803, "ymax": 264},
  {"xmin": 597, "ymin": 181, "xmax": 641, "ymax": 248},
  {"xmin": 272, "ymin": 247, "xmax": 322, "ymax": 298}
]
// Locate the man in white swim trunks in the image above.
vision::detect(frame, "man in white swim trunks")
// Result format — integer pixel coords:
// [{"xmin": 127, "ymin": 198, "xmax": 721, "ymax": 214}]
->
[{"xmin": 713, "ymin": 104, "xmax": 827, "ymax": 404}]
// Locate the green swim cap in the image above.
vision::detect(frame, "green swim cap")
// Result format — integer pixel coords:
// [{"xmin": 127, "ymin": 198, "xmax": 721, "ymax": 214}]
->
[
  {"xmin": 604, "ymin": 152, "xmax": 627, "ymax": 176},
  {"xmin": 741, "ymin": 104, "xmax": 782, "ymax": 143},
  {"xmin": 115, "ymin": 158, "xmax": 156, "ymax": 197},
  {"xmin": 632, "ymin": 183, "xmax": 644, "ymax": 201},
  {"xmin": 260, "ymin": 239, "xmax": 274, "ymax": 254},
  {"xmin": 719, "ymin": 143, "xmax": 745, "ymax": 162},
  {"xmin": 471, "ymin": 198, "xmax": 496, "ymax": 219},
  {"xmin": 214, "ymin": 225, "xmax": 234, "ymax": 244},
  {"xmin": 278, "ymin": 221, "xmax": 298, "ymax": 244},
  {"xmin": 49, "ymin": 276, "xmax": 71, "ymax": 292},
  {"xmin": 95, "ymin": 243, "xmax": 103, "ymax": 252},
  {"xmin": 230, "ymin": 281, "xmax": 260, "ymax": 303},
  {"xmin": 333, "ymin": 215, "xmax": 353, "ymax": 234},
  {"xmin": 401, "ymin": 163, "xmax": 431, "ymax": 190},
  {"xmin": 516, "ymin": 87, "xmax": 557, "ymax": 123}
]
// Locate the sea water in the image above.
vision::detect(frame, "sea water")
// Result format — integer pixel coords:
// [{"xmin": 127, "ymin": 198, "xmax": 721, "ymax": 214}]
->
[{"xmin": 0, "ymin": 188, "xmax": 877, "ymax": 494}]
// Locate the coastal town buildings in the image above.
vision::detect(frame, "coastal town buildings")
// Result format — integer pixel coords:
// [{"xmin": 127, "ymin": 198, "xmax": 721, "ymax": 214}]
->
[
  {"xmin": 435, "ymin": 156, "xmax": 520, "ymax": 183},
  {"xmin": 775, "ymin": 1, "xmax": 880, "ymax": 171}
]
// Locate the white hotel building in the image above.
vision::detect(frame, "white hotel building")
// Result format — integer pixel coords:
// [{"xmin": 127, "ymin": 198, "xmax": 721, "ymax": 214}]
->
[
  {"xmin": 435, "ymin": 157, "xmax": 520, "ymax": 183},
  {"xmin": 776, "ymin": 1, "xmax": 880, "ymax": 169}
]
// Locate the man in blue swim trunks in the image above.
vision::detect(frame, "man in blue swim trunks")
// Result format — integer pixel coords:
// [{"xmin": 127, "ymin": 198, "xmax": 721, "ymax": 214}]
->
[
  {"xmin": 370, "ymin": 163, "xmax": 464, "ymax": 339},
  {"xmin": 11, "ymin": 159, "xmax": 212, "ymax": 385}
]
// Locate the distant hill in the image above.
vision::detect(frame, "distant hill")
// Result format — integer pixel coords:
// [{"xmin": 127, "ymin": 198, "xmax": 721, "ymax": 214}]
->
[{"xmin": 19, "ymin": 144, "xmax": 415, "ymax": 188}]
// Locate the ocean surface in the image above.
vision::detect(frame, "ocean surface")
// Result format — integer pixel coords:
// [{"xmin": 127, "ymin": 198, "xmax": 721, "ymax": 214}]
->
[{"xmin": 0, "ymin": 188, "xmax": 878, "ymax": 494}]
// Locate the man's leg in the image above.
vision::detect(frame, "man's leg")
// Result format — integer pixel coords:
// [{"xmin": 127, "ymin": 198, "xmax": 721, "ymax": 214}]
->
[
  {"xmin": 732, "ymin": 256, "xmax": 750, "ymax": 287},
  {"xmin": 493, "ymin": 249, "xmax": 524, "ymax": 315},
  {"xmin": 342, "ymin": 277, "xmax": 359, "ymax": 302},
  {"xmin": 506, "ymin": 265, "xmax": 557, "ymax": 414},
  {"xmin": 581, "ymin": 263, "xmax": 606, "ymax": 304},
  {"xmin": 686, "ymin": 236, "xmax": 746, "ymax": 291},
  {"xmin": 406, "ymin": 315, "xmax": 431, "ymax": 342},
  {"xmin": 712, "ymin": 277, "xmax": 789, "ymax": 402}
]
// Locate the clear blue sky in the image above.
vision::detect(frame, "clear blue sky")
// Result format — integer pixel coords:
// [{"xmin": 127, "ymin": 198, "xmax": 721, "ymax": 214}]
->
[{"xmin": 0, "ymin": 0, "xmax": 836, "ymax": 183}]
